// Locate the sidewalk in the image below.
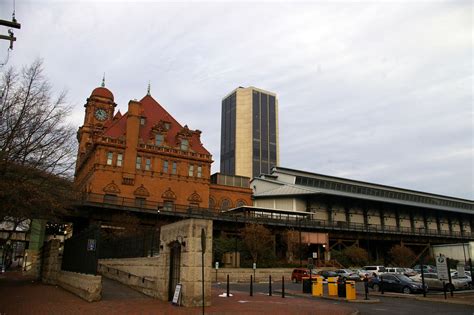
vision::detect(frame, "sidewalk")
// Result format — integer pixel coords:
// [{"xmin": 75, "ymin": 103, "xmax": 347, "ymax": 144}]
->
[{"xmin": 0, "ymin": 272, "xmax": 357, "ymax": 315}]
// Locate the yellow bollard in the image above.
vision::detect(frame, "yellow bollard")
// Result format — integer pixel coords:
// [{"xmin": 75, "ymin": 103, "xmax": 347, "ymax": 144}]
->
[
  {"xmin": 312, "ymin": 277, "xmax": 323, "ymax": 296},
  {"xmin": 327, "ymin": 277, "xmax": 338, "ymax": 296},
  {"xmin": 345, "ymin": 280, "xmax": 356, "ymax": 300}
]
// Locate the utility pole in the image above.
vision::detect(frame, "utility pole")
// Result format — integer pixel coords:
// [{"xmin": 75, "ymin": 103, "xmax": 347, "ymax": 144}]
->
[{"xmin": 0, "ymin": 15, "xmax": 21, "ymax": 50}]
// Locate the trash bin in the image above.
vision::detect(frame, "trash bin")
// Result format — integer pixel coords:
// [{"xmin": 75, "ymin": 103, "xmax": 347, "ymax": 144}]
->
[
  {"xmin": 345, "ymin": 280, "xmax": 356, "ymax": 300},
  {"xmin": 327, "ymin": 277, "xmax": 338, "ymax": 296},
  {"xmin": 302, "ymin": 277, "xmax": 312, "ymax": 293},
  {"xmin": 312, "ymin": 277, "xmax": 323, "ymax": 296},
  {"xmin": 337, "ymin": 278, "xmax": 346, "ymax": 297}
]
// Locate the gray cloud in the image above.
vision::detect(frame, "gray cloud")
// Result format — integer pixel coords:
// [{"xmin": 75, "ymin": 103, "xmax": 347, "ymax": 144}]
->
[{"xmin": 1, "ymin": 1, "xmax": 471, "ymax": 199}]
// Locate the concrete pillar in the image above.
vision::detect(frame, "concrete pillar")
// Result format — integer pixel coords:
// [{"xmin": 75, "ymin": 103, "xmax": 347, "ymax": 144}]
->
[{"xmin": 24, "ymin": 219, "xmax": 46, "ymax": 278}]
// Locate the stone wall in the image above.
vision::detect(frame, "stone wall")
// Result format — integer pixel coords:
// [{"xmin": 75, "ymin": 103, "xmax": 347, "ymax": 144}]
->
[
  {"xmin": 56, "ymin": 270, "xmax": 102, "ymax": 302},
  {"xmin": 41, "ymin": 239, "xmax": 61, "ymax": 285},
  {"xmin": 158, "ymin": 218, "xmax": 213, "ymax": 307},
  {"xmin": 98, "ymin": 257, "xmax": 161, "ymax": 297}
]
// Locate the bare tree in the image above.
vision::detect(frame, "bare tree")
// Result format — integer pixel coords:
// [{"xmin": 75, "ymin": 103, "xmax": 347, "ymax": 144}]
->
[
  {"xmin": 241, "ymin": 223, "xmax": 273, "ymax": 264},
  {"xmin": 0, "ymin": 59, "xmax": 76, "ymax": 243}
]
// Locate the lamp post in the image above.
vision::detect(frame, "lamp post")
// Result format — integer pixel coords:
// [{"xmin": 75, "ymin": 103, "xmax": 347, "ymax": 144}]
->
[{"xmin": 150, "ymin": 208, "xmax": 161, "ymax": 257}]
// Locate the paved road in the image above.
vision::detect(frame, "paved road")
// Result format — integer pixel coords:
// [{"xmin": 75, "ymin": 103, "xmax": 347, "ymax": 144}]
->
[
  {"xmin": 218, "ymin": 281, "xmax": 474, "ymax": 315},
  {"xmin": 353, "ymin": 296, "xmax": 474, "ymax": 315}
]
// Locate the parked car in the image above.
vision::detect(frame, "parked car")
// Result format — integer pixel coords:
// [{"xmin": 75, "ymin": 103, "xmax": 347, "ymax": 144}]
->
[
  {"xmin": 413, "ymin": 265, "xmax": 436, "ymax": 273},
  {"xmin": 402, "ymin": 268, "xmax": 418, "ymax": 277},
  {"xmin": 359, "ymin": 266, "xmax": 386, "ymax": 277},
  {"xmin": 316, "ymin": 270, "xmax": 338, "ymax": 279},
  {"xmin": 411, "ymin": 273, "xmax": 471, "ymax": 291},
  {"xmin": 369, "ymin": 273, "xmax": 426, "ymax": 294},
  {"xmin": 291, "ymin": 268, "xmax": 318, "ymax": 283},
  {"xmin": 334, "ymin": 269, "xmax": 361, "ymax": 281},
  {"xmin": 451, "ymin": 271, "xmax": 472, "ymax": 280},
  {"xmin": 385, "ymin": 267, "xmax": 405, "ymax": 274}
]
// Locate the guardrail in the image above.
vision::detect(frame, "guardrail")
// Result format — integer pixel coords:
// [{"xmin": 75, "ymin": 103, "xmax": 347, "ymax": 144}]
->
[{"xmin": 75, "ymin": 193, "xmax": 473, "ymax": 240}]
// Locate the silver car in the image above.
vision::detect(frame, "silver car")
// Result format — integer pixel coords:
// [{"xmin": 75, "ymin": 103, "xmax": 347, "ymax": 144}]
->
[{"xmin": 411, "ymin": 273, "xmax": 471, "ymax": 291}]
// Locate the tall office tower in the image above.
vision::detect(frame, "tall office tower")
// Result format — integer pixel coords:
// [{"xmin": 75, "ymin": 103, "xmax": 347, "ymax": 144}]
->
[{"xmin": 220, "ymin": 86, "xmax": 279, "ymax": 179}]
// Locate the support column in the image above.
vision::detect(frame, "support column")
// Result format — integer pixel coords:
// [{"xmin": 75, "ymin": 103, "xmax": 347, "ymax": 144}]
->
[
  {"xmin": 24, "ymin": 219, "xmax": 46, "ymax": 278},
  {"xmin": 395, "ymin": 208, "xmax": 401, "ymax": 231},
  {"xmin": 409, "ymin": 212, "xmax": 415, "ymax": 232}
]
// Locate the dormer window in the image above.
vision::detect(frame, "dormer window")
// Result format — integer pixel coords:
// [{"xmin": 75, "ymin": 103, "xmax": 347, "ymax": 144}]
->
[
  {"xmin": 155, "ymin": 134, "xmax": 164, "ymax": 146},
  {"xmin": 181, "ymin": 139, "xmax": 189, "ymax": 151}
]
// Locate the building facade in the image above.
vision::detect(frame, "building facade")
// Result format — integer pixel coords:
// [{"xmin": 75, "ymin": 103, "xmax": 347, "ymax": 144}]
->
[
  {"xmin": 74, "ymin": 83, "xmax": 252, "ymax": 214},
  {"xmin": 220, "ymin": 86, "xmax": 279, "ymax": 179},
  {"xmin": 248, "ymin": 166, "xmax": 474, "ymax": 262}
]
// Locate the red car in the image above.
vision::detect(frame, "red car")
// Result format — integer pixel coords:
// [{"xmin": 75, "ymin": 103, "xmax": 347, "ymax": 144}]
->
[{"xmin": 291, "ymin": 268, "xmax": 317, "ymax": 283}]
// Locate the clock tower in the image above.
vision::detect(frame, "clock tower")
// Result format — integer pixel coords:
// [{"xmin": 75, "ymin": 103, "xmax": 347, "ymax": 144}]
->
[{"xmin": 76, "ymin": 79, "xmax": 116, "ymax": 165}]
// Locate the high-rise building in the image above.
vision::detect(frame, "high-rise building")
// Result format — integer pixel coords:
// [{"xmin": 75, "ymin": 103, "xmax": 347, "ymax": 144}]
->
[{"xmin": 220, "ymin": 86, "xmax": 279, "ymax": 179}]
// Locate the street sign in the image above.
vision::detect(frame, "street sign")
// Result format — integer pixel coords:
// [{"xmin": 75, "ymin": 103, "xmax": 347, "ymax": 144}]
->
[
  {"xmin": 215, "ymin": 262, "xmax": 219, "ymax": 270},
  {"xmin": 436, "ymin": 255, "xmax": 449, "ymax": 281},
  {"xmin": 313, "ymin": 252, "xmax": 318, "ymax": 259},
  {"xmin": 253, "ymin": 263, "xmax": 256, "ymax": 270},
  {"xmin": 87, "ymin": 239, "xmax": 96, "ymax": 251}
]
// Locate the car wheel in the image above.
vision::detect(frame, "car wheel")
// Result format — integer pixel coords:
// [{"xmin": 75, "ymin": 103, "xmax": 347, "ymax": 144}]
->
[
  {"xmin": 402, "ymin": 286, "xmax": 412, "ymax": 294},
  {"xmin": 372, "ymin": 284, "xmax": 380, "ymax": 292}
]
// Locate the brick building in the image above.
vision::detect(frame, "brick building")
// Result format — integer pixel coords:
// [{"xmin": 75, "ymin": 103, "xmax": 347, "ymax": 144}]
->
[{"xmin": 74, "ymin": 82, "xmax": 251, "ymax": 214}]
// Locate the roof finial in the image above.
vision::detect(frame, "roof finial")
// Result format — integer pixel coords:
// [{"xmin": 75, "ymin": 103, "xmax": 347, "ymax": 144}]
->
[
  {"xmin": 101, "ymin": 73, "xmax": 106, "ymax": 87},
  {"xmin": 147, "ymin": 81, "xmax": 151, "ymax": 96}
]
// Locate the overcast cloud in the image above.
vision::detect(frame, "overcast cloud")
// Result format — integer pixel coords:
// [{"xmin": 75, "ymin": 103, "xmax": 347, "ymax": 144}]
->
[{"xmin": 0, "ymin": 1, "xmax": 472, "ymax": 199}]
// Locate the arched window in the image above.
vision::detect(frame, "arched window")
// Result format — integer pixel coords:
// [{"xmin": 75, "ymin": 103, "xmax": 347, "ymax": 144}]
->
[
  {"xmin": 236, "ymin": 200, "xmax": 247, "ymax": 207},
  {"xmin": 209, "ymin": 197, "xmax": 216, "ymax": 210},
  {"xmin": 220, "ymin": 198, "xmax": 232, "ymax": 211}
]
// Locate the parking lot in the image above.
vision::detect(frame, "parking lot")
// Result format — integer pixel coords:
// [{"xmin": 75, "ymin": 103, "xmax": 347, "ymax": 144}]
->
[{"xmin": 215, "ymin": 279, "xmax": 474, "ymax": 315}]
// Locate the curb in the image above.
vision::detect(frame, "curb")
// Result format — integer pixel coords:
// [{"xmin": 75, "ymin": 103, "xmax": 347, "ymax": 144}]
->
[
  {"xmin": 370, "ymin": 292, "xmax": 474, "ymax": 306},
  {"xmin": 275, "ymin": 291, "xmax": 380, "ymax": 303}
]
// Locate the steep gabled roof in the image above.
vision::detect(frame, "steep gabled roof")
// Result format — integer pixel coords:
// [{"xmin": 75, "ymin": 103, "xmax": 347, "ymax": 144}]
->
[{"xmin": 103, "ymin": 95, "xmax": 210, "ymax": 155}]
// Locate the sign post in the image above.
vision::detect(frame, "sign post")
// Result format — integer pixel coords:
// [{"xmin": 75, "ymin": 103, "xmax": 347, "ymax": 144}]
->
[
  {"xmin": 253, "ymin": 262, "xmax": 256, "ymax": 280},
  {"xmin": 436, "ymin": 255, "xmax": 449, "ymax": 281},
  {"xmin": 436, "ymin": 255, "xmax": 449, "ymax": 299},
  {"xmin": 201, "ymin": 228, "xmax": 206, "ymax": 315},
  {"xmin": 215, "ymin": 262, "xmax": 219, "ymax": 282}
]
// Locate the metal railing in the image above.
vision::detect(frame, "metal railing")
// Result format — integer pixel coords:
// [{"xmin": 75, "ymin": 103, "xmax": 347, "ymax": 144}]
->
[{"xmin": 75, "ymin": 193, "xmax": 473, "ymax": 240}]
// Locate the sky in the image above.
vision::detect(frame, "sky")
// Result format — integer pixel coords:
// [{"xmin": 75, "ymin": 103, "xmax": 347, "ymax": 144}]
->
[{"xmin": 0, "ymin": 0, "xmax": 472, "ymax": 200}]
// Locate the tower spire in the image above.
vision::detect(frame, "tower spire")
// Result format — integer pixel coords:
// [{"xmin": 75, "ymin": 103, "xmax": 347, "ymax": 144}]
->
[
  {"xmin": 147, "ymin": 81, "xmax": 151, "ymax": 96},
  {"xmin": 101, "ymin": 73, "xmax": 106, "ymax": 87}
]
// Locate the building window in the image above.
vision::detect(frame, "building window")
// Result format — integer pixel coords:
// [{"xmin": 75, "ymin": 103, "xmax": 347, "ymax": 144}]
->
[
  {"xmin": 155, "ymin": 134, "xmax": 164, "ymax": 146},
  {"xmin": 172, "ymin": 161, "xmax": 177, "ymax": 174},
  {"xmin": 106, "ymin": 152, "xmax": 113, "ymax": 165},
  {"xmin": 181, "ymin": 139, "xmax": 189, "ymax": 151},
  {"xmin": 188, "ymin": 164, "xmax": 194, "ymax": 177},
  {"xmin": 163, "ymin": 160, "xmax": 169, "ymax": 173},
  {"xmin": 140, "ymin": 117, "xmax": 146, "ymax": 125},
  {"xmin": 164, "ymin": 122, "xmax": 171, "ymax": 130},
  {"xmin": 135, "ymin": 197, "xmax": 146, "ymax": 207},
  {"xmin": 197, "ymin": 165, "xmax": 202, "ymax": 178},
  {"xmin": 136, "ymin": 156, "xmax": 142, "ymax": 169},
  {"xmin": 104, "ymin": 194, "xmax": 117, "ymax": 204},
  {"xmin": 220, "ymin": 199, "xmax": 232, "ymax": 210},
  {"xmin": 163, "ymin": 201, "xmax": 174, "ymax": 211},
  {"xmin": 117, "ymin": 153, "xmax": 123, "ymax": 167},
  {"xmin": 145, "ymin": 158, "xmax": 151, "ymax": 171}
]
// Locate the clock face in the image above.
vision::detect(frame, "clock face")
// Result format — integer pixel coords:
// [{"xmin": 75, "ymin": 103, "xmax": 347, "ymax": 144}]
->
[{"xmin": 94, "ymin": 108, "xmax": 108, "ymax": 121}]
